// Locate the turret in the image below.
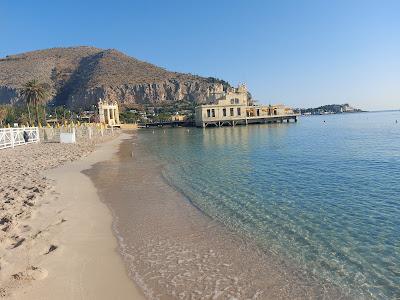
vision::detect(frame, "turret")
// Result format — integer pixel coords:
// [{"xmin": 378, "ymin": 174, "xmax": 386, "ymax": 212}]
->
[{"xmin": 237, "ymin": 83, "xmax": 247, "ymax": 94}]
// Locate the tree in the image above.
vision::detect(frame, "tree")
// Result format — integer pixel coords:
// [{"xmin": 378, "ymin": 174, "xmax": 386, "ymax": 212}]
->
[
  {"xmin": 20, "ymin": 79, "xmax": 51, "ymax": 125},
  {"xmin": 0, "ymin": 105, "xmax": 8, "ymax": 126}
]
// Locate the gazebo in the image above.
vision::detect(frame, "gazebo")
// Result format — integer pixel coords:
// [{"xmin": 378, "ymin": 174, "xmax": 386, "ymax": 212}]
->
[{"xmin": 98, "ymin": 99, "xmax": 120, "ymax": 127}]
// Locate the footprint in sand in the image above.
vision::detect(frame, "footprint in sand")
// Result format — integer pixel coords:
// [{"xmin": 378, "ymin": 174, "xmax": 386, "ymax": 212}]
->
[
  {"xmin": 44, "ymin": 244, "xmax": 58, "ymax": 255},
  {"xmin": 29, "ymin": 266, "xmax": 48, "ymax": 280},
  {"xmin": 11, "ymin": 237, "xmax": 25, "ymax": 249},
  {"xmin": 2, "ymin": 224, "xmax": 11, "ymax": 233},
  {"xmin": 26, "ymin": 193, "xmax": 35, "ymax": 199},
  {"xmin": 12, "ymin": 266, "xmax": 48, "ymax": 281},
  {"xmin": 58, "ymin": 218, "xmax": 67, "ymax": 224},
  {"xmin": 32, "ymin": 230, "xmax": 42, "ymax": 239},
  {"xmin": 20, "ymin": 224, "xmax": 32, "ymax": 232},
  {"xmin": 0, "ymin": 216, "xmax": 11, "ymax": 226},
  {"xmin": 23, "ymin": 200, "xmax": 35, "ymax": 207}
]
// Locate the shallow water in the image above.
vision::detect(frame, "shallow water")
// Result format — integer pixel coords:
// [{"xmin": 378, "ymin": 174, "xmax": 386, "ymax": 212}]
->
[
  {"xmin": 86, "ymin": 135, "xmax": 344, "ymax": 299},
  {"xmin": 137, "ymin": 112, "xmax": 400, "ymax": 299}
]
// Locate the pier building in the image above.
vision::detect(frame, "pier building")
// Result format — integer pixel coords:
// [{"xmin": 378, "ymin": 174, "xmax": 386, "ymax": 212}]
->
[{"xmin": 194, "ymin": 84, "xmax": 298, "ymax": 127}]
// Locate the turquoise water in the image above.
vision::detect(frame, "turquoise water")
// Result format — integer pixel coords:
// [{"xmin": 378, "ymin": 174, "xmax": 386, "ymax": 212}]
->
[{"xmin": 139, "ymin": 111, "xmax": 400, "ymax": 299}]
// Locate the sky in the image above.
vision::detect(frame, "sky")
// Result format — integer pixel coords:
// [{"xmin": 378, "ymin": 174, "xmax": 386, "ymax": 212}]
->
[{"xmin": 1, "ymin": 0, "xmax": 400, "ymax": 110}]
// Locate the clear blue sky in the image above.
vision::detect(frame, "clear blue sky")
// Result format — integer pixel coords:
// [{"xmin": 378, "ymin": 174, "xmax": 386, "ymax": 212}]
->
[{"xmin": 1, "ymin": 0, "xmax": 399, "ymax": 110}]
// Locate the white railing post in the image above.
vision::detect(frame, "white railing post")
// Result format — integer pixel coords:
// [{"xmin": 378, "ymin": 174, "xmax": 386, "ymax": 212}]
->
[
  {"xmin": 36, "ymin": 127, "xmax": 40, "ymax": 143},
  {"xmin": 10, "ymin": 128, "xmax": 14, "ymax": 148}
]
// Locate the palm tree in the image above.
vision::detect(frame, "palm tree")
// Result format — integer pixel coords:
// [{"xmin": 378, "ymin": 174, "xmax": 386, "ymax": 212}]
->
[{"xmin": 20, "ymin": 79, "xmax": 50, "ymax": 126}]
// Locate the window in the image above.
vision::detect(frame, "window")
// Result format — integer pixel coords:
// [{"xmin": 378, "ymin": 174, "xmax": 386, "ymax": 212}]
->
[
  {"xmin": 230, "ymin": 99, "xmax": 234, "ymax": 104},
  {"xmin": 257, "ymin": 109, "xmax": 260, "ymax": 116},
  {"xmin": 212, "ymin": 109, "xmax": 215, "ymax": 117},
  {"xmin": 230, "ymin": 108, "xmax": 234, "ymax": 116},
  {"xmin": 235, "ymin": 98, "xmax": 239, "ymax": 104},
  {"xmin": 223, "ymin": 108, "xmax": 227, "ymax": 117},
  {"xmin": 237, "ymin": 108, "xmax": 241, "ymax": 115},
  {"xmin": 207, "ymin": 109, "xmax": 211, "ymax": 118}
]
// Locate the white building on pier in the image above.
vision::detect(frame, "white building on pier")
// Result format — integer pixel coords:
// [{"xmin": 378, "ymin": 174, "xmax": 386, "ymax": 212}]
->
[{"xmin": 194, "ymin": 84, "xmax": 297, "ymax": 127}]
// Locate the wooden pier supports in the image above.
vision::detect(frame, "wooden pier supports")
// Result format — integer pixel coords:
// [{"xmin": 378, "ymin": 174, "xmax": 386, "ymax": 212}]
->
[{"xmin": 200, "ymin": 115, "xmax": 298, "ymax": 128}]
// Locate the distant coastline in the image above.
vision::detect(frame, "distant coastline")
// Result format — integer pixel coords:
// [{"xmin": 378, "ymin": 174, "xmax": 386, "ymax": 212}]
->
[{"xmin": 295, "ymin": 103, "xmax": 365, "ymax": 115}]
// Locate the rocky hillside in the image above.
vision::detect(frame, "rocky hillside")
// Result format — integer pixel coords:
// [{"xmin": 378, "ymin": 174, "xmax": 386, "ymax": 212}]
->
[{"xmin": 0, "ymin": 46, "xmax": 230, "ymax": 110}]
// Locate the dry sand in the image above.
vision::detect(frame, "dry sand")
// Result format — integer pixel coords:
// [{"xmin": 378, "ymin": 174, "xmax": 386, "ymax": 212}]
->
[{"xmin": 0, "ymin": 134, "xmax": 143, "ymax": 299}]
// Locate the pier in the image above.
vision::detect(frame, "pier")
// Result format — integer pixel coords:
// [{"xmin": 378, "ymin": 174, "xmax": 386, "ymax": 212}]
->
[
  {"xmin": 138, "ymin": 120, "xmax": 195, "ymax": 128},
  {"xmin": 199, "ymin": 114, "xmax": 298, "ymax": 128},
  {"xmin": 194, "ymin": 84, "xmax": 299, "ymax": 128}
]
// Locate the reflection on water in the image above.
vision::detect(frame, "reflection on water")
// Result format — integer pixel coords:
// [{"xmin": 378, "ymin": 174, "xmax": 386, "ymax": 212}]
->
[{"xmin": 141, "ymin": 112, "xmax": 400, "ymax": 299}]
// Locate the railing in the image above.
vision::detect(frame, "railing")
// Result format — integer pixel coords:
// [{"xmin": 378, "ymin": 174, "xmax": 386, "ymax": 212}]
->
[
  {"xmin": 39, "ymin": 125, "xmax": 119, "ymax": 143},
  {"xmin": 0, "ymin": 127, "xmax": 40, "ymax": 150}
]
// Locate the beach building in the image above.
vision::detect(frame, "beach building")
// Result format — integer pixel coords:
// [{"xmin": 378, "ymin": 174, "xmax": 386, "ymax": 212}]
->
[
  {"xmin": 195, "ymin": 84, "xmax": 298, "ymax": 127},
  {"xmin": 98, "ymin": 99, "xmax": 120, "ymax": 127}
]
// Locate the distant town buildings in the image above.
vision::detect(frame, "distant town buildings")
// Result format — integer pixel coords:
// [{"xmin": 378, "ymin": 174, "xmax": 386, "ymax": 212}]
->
[{"xmin": 171, "ymin": 113, "xmax": 187, "ymax": 122}]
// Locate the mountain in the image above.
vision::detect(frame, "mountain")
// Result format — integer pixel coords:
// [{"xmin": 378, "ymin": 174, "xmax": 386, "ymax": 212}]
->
[
  {"xmin": 0, "ymin": 46, "xmax": 231, "ymax": 110},
  {"xmin": 297, "ymin": 103, "xmax": 364, "ymax": 115}
]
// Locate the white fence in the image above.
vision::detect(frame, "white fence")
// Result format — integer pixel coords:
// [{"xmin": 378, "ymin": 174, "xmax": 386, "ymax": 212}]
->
[
  {"xmin": 0, "ymin": 125, "xmax": 119, "ymax": 150},
  {"xmin": 39, "ymin": 126, "xmax": 118, "ymax": 143},
  {"xmin": 0, "ymin": 127, "xmax": 40, "ymax": 150}
]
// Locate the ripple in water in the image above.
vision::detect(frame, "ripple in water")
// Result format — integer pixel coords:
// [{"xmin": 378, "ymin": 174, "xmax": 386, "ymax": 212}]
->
[{"xmin": 140, "ymin": 111, "xmax": 400, "ymax": 299}]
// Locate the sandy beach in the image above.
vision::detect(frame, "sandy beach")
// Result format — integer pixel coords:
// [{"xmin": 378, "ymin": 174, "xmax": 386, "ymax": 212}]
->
[
  {"xmin": 0, "ymin": 134, "xmax": 143, "ymax": 299},
  {"xmin": 1, "ymin": 129, "xmax": 348, "ymax": 299}
]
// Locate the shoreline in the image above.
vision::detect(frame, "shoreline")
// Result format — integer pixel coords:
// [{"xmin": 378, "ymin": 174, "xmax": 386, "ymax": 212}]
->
[
  {"xmin": 2, "ymin": 134, "xmax": 143, "ymax": 299},
  {"xmin": 85, "ymin": 132, "xmax": 344, "ymax": 299}
]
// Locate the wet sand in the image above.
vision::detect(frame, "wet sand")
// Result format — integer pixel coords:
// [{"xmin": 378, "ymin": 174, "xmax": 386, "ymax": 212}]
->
[{"xmin": 85, "ymin": 133, "xmax": 345, "ymax": 299}]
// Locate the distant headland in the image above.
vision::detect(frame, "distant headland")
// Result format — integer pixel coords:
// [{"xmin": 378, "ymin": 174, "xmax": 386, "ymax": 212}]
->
[{"xmin": 295, "ymin": 103, "xmax": 365, "ymax": 115}]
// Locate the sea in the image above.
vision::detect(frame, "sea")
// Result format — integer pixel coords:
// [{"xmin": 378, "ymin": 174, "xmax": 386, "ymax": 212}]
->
[{"xmin": 87, "ymin": 111, "xmax": 400, "ymax": 299}]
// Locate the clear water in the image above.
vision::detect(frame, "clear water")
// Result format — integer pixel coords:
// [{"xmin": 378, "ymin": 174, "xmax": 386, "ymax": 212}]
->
[{"xmin": 139, "ymin": 111, "xmax": 400, "ymax": 299}]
